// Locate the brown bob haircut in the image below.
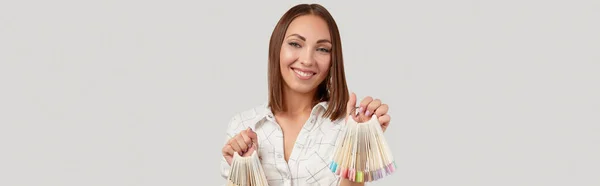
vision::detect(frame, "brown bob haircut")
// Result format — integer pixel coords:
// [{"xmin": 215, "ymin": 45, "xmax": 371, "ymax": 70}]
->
[{"xmin": 268, "ymin": 4, "xmax": 349, "ymax": 121}]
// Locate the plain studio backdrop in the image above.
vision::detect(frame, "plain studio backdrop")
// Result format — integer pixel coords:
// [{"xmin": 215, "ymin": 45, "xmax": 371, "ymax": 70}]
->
[{"xmin": 0, "ymin": 0, "xmax": 598, "ymax": 186}]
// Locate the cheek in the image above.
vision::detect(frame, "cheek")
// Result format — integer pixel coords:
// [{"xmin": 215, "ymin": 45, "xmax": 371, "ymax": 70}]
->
[
  {"xmin": 279, "ymin": 46, "xmax": 298, "ymax": 67},
  {"xmin": 316, "ymin": 56, "xmax": 331, "ymax": 78}
]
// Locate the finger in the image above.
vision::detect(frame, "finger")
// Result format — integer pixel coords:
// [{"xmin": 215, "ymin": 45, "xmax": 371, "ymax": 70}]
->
[
  {"xmin": 378, "ymin": 115, "xmax": 391, "ymax": 132},
  {"xmin": 249, "ymin": 139, "xmax": 259, "ymax": 150},
  {"xmin": 240, "ymin": 130, "xmax": 252, "ymax": 149},
  {"xmin": 245, "ymin": 128, "xmax": 259, "ymax": 151},
  {"xmin": 229, "ymin": 138, "xmax": 242, "ymax": 155},
  {"xmin": 365, "ymin": 99, "xmax": 381, "ymax": 117},
  {"xmin": 243, "ymin": 142, "xmax": 258, "ymax": 157},
  {"xmin": 222, "ymin": 144, "xmax": 235, "ymax": 165},
  {"xmin": 246, "ymin": 128, "xmax": 258, "ymax": 142},
  {"xmin": 222, "ymin": 144, "xmax": 234, "ymax": 157},
  {"xmin": 346, "ymin": 92, "xmax": 357, "ymax": 116},
  {"xmin": 346, "ymin": 92, "xmax": 358, "ymax": 122},
  {"xmin": 374, "ymin": 103, "xmax": 388, "ymax": 117},
  {"xmin": 234, "ymin": 135, "xmax": 249, "ymax": 152},
  {"xmin": 359, "ymin": 96, "xmax": 373, "ymax": 115}
]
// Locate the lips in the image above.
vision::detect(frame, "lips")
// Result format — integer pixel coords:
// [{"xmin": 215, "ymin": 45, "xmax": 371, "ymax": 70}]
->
[{"xmin": 292, "ymin": 67, "xmax": 316, "ymax": 79}]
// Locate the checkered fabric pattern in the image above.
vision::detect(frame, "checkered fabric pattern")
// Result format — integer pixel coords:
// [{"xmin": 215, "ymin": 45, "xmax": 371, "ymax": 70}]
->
[{"xmin": 220, "ymin": 101, "xmax": 345, "ymax": 186}]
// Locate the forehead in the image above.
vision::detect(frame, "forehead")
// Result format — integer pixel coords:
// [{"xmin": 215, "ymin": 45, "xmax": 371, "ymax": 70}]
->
[{"xmin": 285, "ymin": 15, "xmax": 331, "ymax": 40}]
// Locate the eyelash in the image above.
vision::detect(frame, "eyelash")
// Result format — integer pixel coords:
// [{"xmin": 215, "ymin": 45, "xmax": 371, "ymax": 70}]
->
[
  {"xmin": 288, "ymin": 42, "xmax": 331, "ymax": 53},
  {"xmin": 289, "ymin": 42, "xmax": 301, "ymax": 48},
  {"xmin": 317, "ymin": 48, "xmax": 330, "ymax": 53}
]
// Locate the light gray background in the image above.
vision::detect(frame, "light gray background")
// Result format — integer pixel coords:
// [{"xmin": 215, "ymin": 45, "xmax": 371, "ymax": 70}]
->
[{"xmin": 1, "ymin": 0, "xmax": 598, "ymax": 186}]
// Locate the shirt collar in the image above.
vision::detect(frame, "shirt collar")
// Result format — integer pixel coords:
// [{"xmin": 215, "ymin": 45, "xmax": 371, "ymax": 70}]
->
[{"xmin": 251, "ymin": 101, "xmax": 329, "ymax": 130}]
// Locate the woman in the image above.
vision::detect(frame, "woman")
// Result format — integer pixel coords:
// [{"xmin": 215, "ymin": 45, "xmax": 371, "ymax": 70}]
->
[{"xmin": 220, "ymin": 4, "xmax": 392, "ymax": 186}]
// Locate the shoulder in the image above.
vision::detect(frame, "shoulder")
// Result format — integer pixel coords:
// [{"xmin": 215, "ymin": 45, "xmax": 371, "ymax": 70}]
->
[{"xmin": 225, "ymin": 102, "xmax": 269, "ymax": 135}]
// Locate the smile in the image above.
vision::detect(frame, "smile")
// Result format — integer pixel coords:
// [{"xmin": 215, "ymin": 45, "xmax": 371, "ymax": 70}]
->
[{"xmin": 292, "ymin": 68, "xmax": 316, "ymax": 80}]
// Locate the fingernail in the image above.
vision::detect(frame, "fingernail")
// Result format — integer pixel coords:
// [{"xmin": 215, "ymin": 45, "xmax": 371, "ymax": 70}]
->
[
  {"xmin": 365, "ymin": 110, "xmax": 371, "ymax": 116},
  {"xmin": 358, "ymin": 107, "xmax": 363, "ymax": 113}
]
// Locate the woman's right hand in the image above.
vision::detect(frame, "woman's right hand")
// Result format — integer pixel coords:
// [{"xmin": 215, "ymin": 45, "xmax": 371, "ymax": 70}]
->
[{"xmin": 221, "ymin": 127, "xmax": 258, "ymax": 165}]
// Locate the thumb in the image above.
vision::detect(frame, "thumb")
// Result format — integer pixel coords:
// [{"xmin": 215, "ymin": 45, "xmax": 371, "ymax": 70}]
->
[
  {"xmin": 246, "ymin": 128, "xmax": 258, "ymax": 142},
  {"xmin": 346, "ymin": 92, "xmax": 357, "ymax": 117},
  {"xmin": 246, "ymin": 128, "xmax": 259, "ymax": 151}
]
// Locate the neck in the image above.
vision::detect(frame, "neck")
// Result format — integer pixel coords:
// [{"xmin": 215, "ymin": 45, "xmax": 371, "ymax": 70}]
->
[{"xmin": 281, "ymin": 86, "xmax": 316, "ymax": 117}]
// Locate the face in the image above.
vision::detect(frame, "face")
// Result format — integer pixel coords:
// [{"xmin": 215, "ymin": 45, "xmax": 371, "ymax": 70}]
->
[{"xmin": 280, "ymin": 15, "xmax": 332, "ymax": 94}]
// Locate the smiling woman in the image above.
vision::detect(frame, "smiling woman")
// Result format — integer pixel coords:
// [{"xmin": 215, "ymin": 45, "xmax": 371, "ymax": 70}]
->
[
  {"xmin": 274, "ymin": 14, "xmax": 344, "ymax": 118},
  {"xmin": 220, "ymin": 4, "xmax": 392, "ymax": 186},
  {"xmin": 267, "ymin": 5, "xmax": 349, "ymax": 121}
]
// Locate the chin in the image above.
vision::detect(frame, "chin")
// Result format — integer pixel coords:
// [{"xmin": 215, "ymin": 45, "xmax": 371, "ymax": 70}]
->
[{"xmin": 288, "ymin": 83, "xmax": 319, "ymax": 94}]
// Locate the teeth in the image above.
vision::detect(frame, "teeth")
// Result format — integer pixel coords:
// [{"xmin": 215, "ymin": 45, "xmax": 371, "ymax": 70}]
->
[{"xmin": 294, "ymin": 69, "xmax": 313, "ymax": 77}]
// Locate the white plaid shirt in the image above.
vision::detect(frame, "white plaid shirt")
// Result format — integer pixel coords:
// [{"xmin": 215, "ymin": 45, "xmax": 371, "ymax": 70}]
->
[{"xmin": 220, "ymin": 101, "xmax": 344, "ymax": 186}]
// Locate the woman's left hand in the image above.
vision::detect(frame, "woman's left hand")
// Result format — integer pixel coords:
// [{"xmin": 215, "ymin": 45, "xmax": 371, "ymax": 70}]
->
[{"xmin": 346, "ymin": 92, "xmax": 391, "ymax": 132}]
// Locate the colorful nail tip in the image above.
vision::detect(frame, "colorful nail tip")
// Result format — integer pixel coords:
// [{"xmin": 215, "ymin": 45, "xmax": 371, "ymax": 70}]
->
[
  {"xmin": 329, "ymin": 162, "xmax": 337, "ymax": 172},
  {"xmin": 359, "ymin": 171, "xmax": 365, "ymax": 182},
  {"xmin": 341, "ymin": 168, "xmax": 348, "ymax": 178},
  {"xmin": 329, "ymin": 111, "xmax": 396, "ymax": 182}
]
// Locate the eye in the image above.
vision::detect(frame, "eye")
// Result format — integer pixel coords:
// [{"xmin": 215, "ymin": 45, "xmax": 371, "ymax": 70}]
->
[
  {"xmin": 317, "ymin": 48, "xmax": 331, "ymax": 53},
  {"xmin": 288, "ymin": 42, "xmax": 301, "ymax": 48}
]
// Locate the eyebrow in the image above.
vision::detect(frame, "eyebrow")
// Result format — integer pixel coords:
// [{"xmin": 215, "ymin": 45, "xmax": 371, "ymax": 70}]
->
[
  {"xmin": 286, "ymin": 33, "xmax": 332, "ymax": 44},
  {"xmin": 287, "ymin": 34, "xmax": 306, "ymax": 41},
  {"xmin": 317, "ymin": 39, "xmax": 331, "ymax": 44}
]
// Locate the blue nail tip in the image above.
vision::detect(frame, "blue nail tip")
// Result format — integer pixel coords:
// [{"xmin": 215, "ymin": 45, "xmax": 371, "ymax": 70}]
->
[
  {"xmin": 329, "ymin": 162, "xmax": 337, "ymax": 172},
  {"xmin": 332, "ymin": 162, "xmax": 338, "ymax": 172}
]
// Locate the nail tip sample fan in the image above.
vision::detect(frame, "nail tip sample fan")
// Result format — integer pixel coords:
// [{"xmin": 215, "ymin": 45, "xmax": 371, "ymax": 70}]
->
[
  {"xmin": 226, "ymin": 151, "xmax": 269, "ymax": 186},
  {"xmin": 329, "ymin": 115, "xmax": 396, "ymax": 183}
]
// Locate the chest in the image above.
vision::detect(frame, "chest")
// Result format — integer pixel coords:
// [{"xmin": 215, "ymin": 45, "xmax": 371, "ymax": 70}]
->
[
  {"xmin": 276, "ymin": 115, "xmax": 310, "ymax": 161},
  {"xmin": 255, "ymin": 117, "xmax": 343, "ymax": 185}
]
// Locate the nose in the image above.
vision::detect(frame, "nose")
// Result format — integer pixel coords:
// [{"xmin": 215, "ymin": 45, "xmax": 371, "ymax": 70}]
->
[{"xmin": 299, "ymin": 47, "xmax": 315, "ymax": 66}]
